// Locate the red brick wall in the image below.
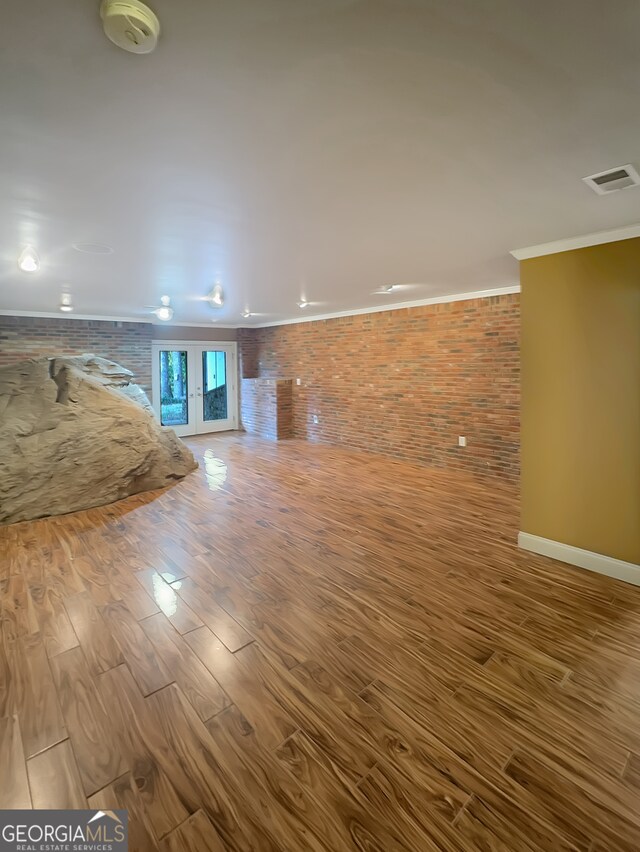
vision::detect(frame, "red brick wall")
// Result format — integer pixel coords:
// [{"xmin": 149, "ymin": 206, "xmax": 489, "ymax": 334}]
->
[
  {"xmin": 241, "ymin": 378, "xmax": 293, "ymax": 439},
  {"xmin": 239, "ymin": 293, "xmax": 520, "ymax": 480},
  {"xmin": 0, "ymin": 316, "xmax": 153, "ymax": 393}
]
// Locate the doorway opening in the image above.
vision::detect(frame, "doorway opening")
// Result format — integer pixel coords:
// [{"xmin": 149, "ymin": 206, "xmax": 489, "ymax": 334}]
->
[{"xmin": 151, "ymin": 341, "xmax": 238, "ymax": 436}]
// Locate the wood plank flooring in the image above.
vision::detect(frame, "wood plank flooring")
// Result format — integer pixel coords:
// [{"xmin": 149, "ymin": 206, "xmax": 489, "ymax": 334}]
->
[{"xmin": 2, "ymin": 432, "xmax": 640, "ymax": 850}]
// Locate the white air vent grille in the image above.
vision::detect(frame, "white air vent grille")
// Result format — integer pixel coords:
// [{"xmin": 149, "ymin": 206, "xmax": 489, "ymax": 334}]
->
[{"xmin": 583, "ymin": 164, "xmax": 640, "ymax": 195}]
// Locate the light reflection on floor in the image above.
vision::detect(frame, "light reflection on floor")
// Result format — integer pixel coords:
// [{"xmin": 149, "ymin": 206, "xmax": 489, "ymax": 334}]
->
[
  {"xmin": 151, "ymin": 571, "xmax": 178, "ymax": 616},
  {"xmin": 203, "ymin": 449, "xmax": 228, "ymax": 492}
]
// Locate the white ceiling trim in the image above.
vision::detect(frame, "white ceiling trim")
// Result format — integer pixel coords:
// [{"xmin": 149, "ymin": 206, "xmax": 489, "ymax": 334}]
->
[
  {"xmin": 0, "ymin": 309, "xmax": 154, "ymax": 324},
  {"xmin": 510, "ymin": 222, "xmax": 640, "ymax": 260},
  {"xmin": 0, "ymin": 285, "xmax": 520, "ymax": 330},
  {"xmin": 249, "ymin": 285, "xmax": 521, "ymax": 328},
  {"xmin": 152, "ymin": 320, "xmax": 242, "ymax": 329},
  {"xmin": 0, "ymin": 309, "xmax": 241, "ymax": 328}
]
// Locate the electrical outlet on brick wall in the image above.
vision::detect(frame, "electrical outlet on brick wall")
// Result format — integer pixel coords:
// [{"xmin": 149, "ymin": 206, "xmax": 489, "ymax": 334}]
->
[{"xmin": 312, "ymin": 414, "xmax": 319, "ymax": 424}]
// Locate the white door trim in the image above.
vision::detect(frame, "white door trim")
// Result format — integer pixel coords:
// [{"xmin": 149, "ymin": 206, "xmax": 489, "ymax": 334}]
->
[
  {"xmin": 195, "ymin": 343, "xmax": 238, "ymax": 434},
  {"xmin": 151, "ymin": 339, "xmax": 237, "ymax": 347},
  {"xmin": 151, "ymin": 343, "xmax": 195, "ymax": 437},
  {"xmin": 151, "ymin": 341, "xmax": 238, "ymax": 436}
]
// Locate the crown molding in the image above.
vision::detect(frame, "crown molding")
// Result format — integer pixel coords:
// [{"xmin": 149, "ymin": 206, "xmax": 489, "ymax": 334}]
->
[
  {"xmin": 247, "ymin": 285, "xmax": 520, "ymax": 329},
  {"xmin": 510, "ymin": 222, "xmax": 640, "ymax": 260},
  {"xmin": 160, "ymin": 321, "xmax": 242, "ymax": 329},
  {"xmin": 0, "ymin": 309, "xmax": 153, "ymax": 324},
  {"xmin": 0, "ymin": 285, "xmax": 520, "ymax": 330},
  {"xmin": 0, "ymin": 309, "xmax": 241, "ymax": 328}
]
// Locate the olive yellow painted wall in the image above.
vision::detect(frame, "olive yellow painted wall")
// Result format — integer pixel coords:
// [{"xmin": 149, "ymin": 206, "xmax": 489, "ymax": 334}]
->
[{"xmin": 521, "ymin": 237, "xmax": 640, "ymax": 565}]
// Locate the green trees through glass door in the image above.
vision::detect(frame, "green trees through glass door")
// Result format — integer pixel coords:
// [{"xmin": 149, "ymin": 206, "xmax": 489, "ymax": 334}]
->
[{"xmin": 160, "ymin": 350, "xmax": 188, "ymax": 426}]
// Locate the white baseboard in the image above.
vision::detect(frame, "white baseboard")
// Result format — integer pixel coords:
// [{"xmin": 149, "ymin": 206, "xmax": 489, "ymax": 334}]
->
[{"xmin": 518, "ymin": 531, "xmax": 640, "ymax": 587}]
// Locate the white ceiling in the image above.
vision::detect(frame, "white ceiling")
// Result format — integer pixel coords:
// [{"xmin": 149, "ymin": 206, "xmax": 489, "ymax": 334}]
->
[{"xmin": 1, "ymin": 0, "xmax": 639, "ymax": 326}]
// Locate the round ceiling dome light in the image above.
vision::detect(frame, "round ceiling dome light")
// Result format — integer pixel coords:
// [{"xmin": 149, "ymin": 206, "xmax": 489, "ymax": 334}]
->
[
  {"xmin": 100, "ymin": 0, "xmax": 161, "ymax": 55},
  {"xmin": 153, "ymin": 295, "xmax": 173, "ymax": 321},
  {"xmin": 59, "ymin": 293, "xmax": 74, "ymax": 313},
  {"xmin": 17, "ymin": 246, "xmax": 40, "ymax": 273},
  {"xmin": 207, "ymin": 284, "xmax": 224, "ymax": 308},
  {"xmin": 73, "ymin": 243, "xmax": 114, "ymax": 255}
]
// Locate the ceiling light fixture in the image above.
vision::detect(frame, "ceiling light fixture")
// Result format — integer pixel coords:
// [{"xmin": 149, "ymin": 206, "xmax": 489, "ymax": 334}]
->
[
  {"xmin": 207, "ymin": 284, "xmax": 224, "ymax": 308},
  {"xmin": 381, "ymin": 284, "xmax": 397, "ymax": 293},
  {"xmin": 154, "ymin": 295, "xmax": 174, "ymax": 321},
  {"xmin": 100, "ymin": 0, "xmax": 161, "ymax": 55},
  {"xmin": 59, "ymin": 293, "xmax": 74, "ymax": 313},
  {"xmin": 18, "ymin": 246, "xmax": 40, "ymax": 273},
  {"xmin": 297, "ymin": 300, "xmax": 309, "ymax": 308},
  {"xmin": 241, "ymin": 309, "xmax": 253, "ymax": 318}
]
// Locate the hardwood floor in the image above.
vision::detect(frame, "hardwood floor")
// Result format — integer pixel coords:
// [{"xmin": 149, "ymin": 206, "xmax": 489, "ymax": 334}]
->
[{"xmin": 2, "ymin": 432, "xmax": 640, "ymax": 850}]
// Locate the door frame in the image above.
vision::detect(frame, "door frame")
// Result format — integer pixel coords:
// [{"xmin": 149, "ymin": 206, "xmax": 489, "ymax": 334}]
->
[{"xmin": 151, "ymin": 340, "xmax": 239, "ymax": 436}]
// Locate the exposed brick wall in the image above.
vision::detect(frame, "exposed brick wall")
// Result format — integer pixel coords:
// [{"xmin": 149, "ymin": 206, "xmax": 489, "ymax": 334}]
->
[
  {"xmin": 0, "ymin": 316, "xmax": 153, "ymax": 393},
  {"xmin": 241, "ymin": 378, "xmax": 293, "ymax": 439},
  {"xmin": 238, "ymin": 293, "xmax": 520, "ymax": 480}
]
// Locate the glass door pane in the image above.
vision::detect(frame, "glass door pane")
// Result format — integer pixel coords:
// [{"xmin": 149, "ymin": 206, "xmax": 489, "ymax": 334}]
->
[
  {"xmin": 195, "ymin": 345, "xmax": 237, "ymax": 433},
  {"xmin": 201, "ymin": 350, "xmax": 228, "ymax": 422},
  {"xmin": 158, "ymin": 349, "xmax": 192, "ymax": 434}
]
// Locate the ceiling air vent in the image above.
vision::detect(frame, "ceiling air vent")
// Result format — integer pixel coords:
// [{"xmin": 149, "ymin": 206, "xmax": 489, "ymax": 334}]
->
[{"xmin": 582, "ymin": 164, "xmax": 640, "ymax": 195}]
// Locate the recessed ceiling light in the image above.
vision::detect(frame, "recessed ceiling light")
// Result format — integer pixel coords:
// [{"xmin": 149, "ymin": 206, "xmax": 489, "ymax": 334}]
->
[
  {"xmin": 17, "ymin": 246, "xmax": 39, "ymax": 273},
  {"xmin": 59, "ymin": 293, "xmax": 73, "ymax": 312},
  {"xmin": 381, "ymin": 284, "xmax": 397, "ymax": 293},
  {"xmin": 297, "ymin": 300, "xmax": 309, "ymax": 308},
  {"xmin": 153, "ymin": 295, "xmax": 173, "ymax": 321},
  {"xmin": 207, "ymin": 284, "xmax": 224, "ymax": 308},
  {"xmin": 241, "ymin": 309, "xmax": 252, "ymax": 318},
  {"xmin": 72, "ymin": 243, "xmax": 114, "ymax": 254}
]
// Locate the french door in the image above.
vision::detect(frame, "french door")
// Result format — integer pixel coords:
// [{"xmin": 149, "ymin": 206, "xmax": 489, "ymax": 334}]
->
[{"xmin": 151, "ymin": 342, "xmax": 238, "ymax": 436}]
